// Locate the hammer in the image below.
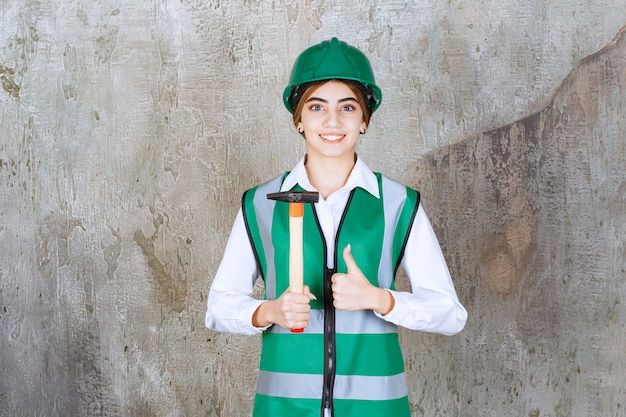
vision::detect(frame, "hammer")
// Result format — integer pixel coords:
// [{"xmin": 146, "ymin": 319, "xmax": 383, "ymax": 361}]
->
[{"xmin": 267, "ymin": 191, "xmax": 319, "ymax": 332}]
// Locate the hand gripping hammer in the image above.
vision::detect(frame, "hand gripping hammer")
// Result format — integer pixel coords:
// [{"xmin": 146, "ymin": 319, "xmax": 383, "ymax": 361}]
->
[{"xmin": 266, "ymin": 191, "xmax": 319, "ymax": 332}]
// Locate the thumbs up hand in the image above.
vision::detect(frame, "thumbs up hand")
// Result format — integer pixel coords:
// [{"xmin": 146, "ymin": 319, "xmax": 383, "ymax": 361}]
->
[{"xmin": 331, "ymin": 244, "xmax": 395, "ymax": 314}]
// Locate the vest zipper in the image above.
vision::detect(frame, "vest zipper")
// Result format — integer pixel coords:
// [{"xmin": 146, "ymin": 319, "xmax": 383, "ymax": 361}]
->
[
  {"xmin": 322, "ymin": 266, "xmax": 336, "ymax": 417},
  {"xmin": 314, "ymin": 190, "xmax": 356, "ymax": 417}
]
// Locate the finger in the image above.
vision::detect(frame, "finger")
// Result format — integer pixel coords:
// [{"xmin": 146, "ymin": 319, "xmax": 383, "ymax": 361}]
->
[
  {"xmin": 303, "ymin": 285, "xmax": 317, "ymax": 301},
  {"xmin": 281, "ymin": 291, "xmax": 311, "ymax": 307},
  {"xmin": 331, "ymin": 272, "xmax": 346, "ymax": 284},
  {"xmin": 342, "ymin": 244, "xmax": 361, "ymax": 275}
]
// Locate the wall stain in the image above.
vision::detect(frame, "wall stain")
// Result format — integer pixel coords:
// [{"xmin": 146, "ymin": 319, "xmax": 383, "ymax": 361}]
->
[
  {"xmin": 414, "ymin": 24, "xmax": 626, "ymax": 367},
  {"xmin": 304, "ymin": 0, "xmax": 324, "ymax": 29},
  {"xmin": 62, "ymin": 43, "xmax": 79, "ymax": 101},
  {"xmin": 281, "ymin": 1, "xmax": 300, "ymax": 24},
  {"xmin": 418, "ymin": 115, "xmax": 542, "ymax": 299},
  {"xmin": 133, "ymin": 212, "xmax": 187, "ymax": 313},
  {"xmin": 102, "ymin": 223, "xmax": 122, "ymax": 282},
  {"xmin": 0, "ymin": 64, "xmax": 20, "ymax": 97},
  {"xmin": 94, "ymin": 26, "xmax": 119, "ymax": 64},
  {"xmin": 35, "ymin": 212, "xmax": 86, "ymax": 275},
  {"xmin": 62, "ymin": 322, "xmax": 119, "ymax": 416},
  {"xmin": 3, "ymin": 2, "xmax": 44, "ymax": 99}
]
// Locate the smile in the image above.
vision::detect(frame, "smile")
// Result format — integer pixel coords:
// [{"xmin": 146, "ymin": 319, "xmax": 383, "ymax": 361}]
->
[{"xmin": 320, "ymin": 134, "xmax": 344, "ymax": 142}]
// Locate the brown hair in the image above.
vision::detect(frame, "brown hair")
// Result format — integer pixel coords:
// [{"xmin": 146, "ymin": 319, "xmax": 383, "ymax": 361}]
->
[{"xmin": 292, "ymin": 80, "xmax": 373, "ymax": 135}]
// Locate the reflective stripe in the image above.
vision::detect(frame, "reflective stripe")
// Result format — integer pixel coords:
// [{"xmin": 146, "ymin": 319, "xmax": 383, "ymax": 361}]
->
[
  {"xmin": 257, "ymin": 370, "xmax": 407, "ymax": 400},
  {"xmin": 252, "ymin": 175, "xmax": 282, "ymax": 299},
  {"xmin": 267, "ymin": 310, "xmax": 397, "ymax": 334},
  {"xmin": 378, "ymin": 176, "xmax": 407, "ymax": 289}
]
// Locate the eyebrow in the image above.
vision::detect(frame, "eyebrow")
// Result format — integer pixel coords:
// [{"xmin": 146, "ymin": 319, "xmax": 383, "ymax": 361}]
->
[{"xmin": 305, "ymin": 96, "xmax": 359, "ymax": 104}]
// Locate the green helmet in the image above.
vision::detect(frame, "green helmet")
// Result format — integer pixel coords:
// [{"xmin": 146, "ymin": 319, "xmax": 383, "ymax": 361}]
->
[{"xmin": 283, "ymin": 37, "xmax": 382, "ymax": 113}]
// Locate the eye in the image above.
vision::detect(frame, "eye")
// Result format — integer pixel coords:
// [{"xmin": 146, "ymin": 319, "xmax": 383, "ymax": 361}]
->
[
  {"xmin": 308, "ymin": 104, "xmax": 323, "ymax": 111},
  {"xmin": 341, "ymin": 104, "xmax": 356, "ymax": 111}
]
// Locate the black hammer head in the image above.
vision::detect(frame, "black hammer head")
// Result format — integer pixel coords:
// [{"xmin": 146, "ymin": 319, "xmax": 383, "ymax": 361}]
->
[{"xmin": 267, "ymin": 191, "xmax": 319, "ymax": 204}]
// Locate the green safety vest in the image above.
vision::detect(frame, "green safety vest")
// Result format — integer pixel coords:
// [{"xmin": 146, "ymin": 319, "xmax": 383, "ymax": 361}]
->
[{"xmin": 242, "ymin": 172, "xmax": 420, "ymax": 417}]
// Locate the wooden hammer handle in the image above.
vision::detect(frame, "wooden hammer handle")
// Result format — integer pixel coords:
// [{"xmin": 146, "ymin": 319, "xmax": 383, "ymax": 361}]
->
[
  {"xmin": 289, "ymin": 208, "xmax": 304, "ymax": 294},
  {"xmin": 289, "ymin": 203, "xmax": 304, "ymax": 333}
]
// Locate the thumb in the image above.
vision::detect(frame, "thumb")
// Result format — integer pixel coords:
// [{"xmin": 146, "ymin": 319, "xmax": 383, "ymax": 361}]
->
[{"xmin": 343, "ymin": 244, "xmax": 361, "ymax": 275}]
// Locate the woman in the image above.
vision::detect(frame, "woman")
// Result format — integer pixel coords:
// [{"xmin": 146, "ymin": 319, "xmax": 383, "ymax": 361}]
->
[{"xmin": 206, "ymin": 37, "xmax": 467, "ymax": 417}]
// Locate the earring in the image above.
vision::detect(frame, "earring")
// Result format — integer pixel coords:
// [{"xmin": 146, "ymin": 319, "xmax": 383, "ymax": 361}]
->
[{"xmin": 360, "ymin": 128, "xmax": 366, "ymax": 135}]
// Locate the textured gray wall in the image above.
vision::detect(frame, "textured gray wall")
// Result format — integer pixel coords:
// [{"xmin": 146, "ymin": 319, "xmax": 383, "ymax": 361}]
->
[{"xmin": 1, "ymin": 1, "xmax": 625, "ymax": 416}]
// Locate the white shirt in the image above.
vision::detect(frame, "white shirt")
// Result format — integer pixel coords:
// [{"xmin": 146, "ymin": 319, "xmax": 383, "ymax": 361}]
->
[{"xmin": 206, "ymin": 156, "xmax": 467, "ymax": 336}]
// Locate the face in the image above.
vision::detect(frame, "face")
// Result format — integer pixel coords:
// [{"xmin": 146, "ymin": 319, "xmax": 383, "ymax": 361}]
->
[{"xmin": 296, "ymin": 80, "xmax": 367, "ymax": 161}]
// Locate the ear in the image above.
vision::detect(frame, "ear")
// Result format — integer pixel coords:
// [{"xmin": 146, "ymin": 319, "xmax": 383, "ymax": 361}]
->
[{"xmin": 297, "ymin": 122, "xmax": 304, "ymax": 133}]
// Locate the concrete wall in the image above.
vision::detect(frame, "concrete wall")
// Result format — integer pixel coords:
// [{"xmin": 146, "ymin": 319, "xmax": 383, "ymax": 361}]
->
[{"xmin": 0, "ymin": 1, "xmax": 624, "ymax": 416}]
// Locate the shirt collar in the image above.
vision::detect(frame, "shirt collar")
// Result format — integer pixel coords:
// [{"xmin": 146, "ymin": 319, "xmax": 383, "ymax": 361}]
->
[{"xmin": 280, "ymin": 154, "xmax": 380, "ymax": 199}]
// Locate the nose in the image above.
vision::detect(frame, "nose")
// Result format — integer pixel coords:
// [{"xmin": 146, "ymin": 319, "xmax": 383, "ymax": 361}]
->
[{"xmin": 323, "ymin": 108, "xmax": 340, "ymax": 128}]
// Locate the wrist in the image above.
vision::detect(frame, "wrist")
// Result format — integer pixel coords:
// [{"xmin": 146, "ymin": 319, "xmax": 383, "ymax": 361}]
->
[
  {"xmin": 252, "ymin": 300, "xmax": 274, "ymax": 328},
  {"xmin": 373, "ymin": 288, "xmax": 395, "ymax": 315}
]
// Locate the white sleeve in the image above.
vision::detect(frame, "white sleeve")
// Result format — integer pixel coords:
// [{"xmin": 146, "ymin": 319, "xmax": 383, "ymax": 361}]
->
[
  {"xmin": 375, "ymin": 205, "xmax": 468, "ymax": 335},
  {"xmin": 205, "ymin": 209, "xmax": 270, "ymax": 335}
]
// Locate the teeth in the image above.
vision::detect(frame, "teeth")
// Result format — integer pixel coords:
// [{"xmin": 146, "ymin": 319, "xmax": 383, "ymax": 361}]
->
[{"xmin": 320, "ymin": 135, "xmax": 343, "ymax": 141}]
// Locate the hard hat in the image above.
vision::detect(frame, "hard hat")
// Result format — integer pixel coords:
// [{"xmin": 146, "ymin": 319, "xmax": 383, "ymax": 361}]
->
[{"xmin": 283, "ymin": 37, "xmax": 382, "ymax": 113}]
